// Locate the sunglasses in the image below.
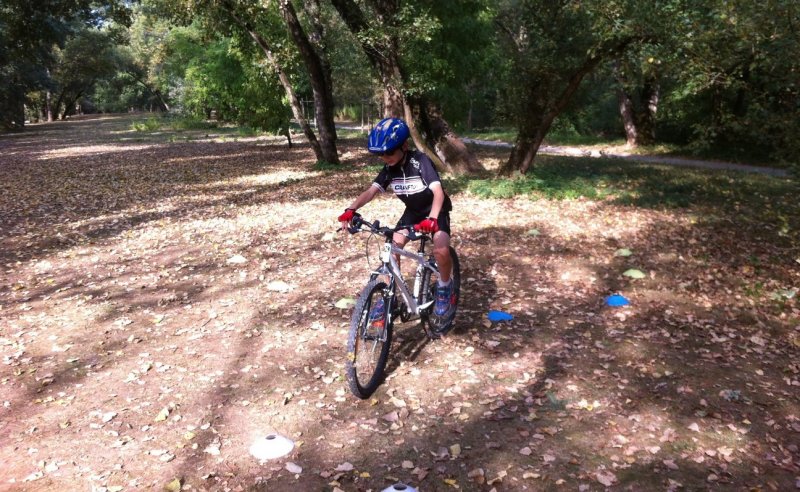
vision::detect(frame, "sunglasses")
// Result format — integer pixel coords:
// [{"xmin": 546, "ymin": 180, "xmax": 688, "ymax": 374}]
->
[{"xmin": 375, "ymin": 148, "xmax": 400, "ymax": 157}]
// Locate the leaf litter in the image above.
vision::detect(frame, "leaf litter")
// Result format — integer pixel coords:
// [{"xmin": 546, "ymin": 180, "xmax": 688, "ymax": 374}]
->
[{"xmin": 0, "ymin": 115, "xmax": 798, "ymax": 490}]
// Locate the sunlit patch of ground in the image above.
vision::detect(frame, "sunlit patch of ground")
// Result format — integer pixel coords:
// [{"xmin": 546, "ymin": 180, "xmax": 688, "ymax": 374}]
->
[
  {"xmin": 0, "ymin": 115, "xmax": 797, "ymax": 491},
  {"xmin": 36, "ymin": 144, "xmax": 157, "ymax": 160}
]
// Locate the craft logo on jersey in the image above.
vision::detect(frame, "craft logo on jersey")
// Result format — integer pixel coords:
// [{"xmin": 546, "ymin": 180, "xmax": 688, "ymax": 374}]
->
[
  {"xmin": 410, "ymin": 156, "xmax": 421, "ymax": 170},
  {"xmin": 390, "ymin": 176, "xmax": 425, "ymax": 195}
]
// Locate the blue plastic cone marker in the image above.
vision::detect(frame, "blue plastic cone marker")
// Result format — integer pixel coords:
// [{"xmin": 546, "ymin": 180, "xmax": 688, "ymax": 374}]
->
[
  {"xmin": 487, "ymin": 310, "xmax": 514, "ymax": 322},
  {"xmin": 605, "ymin": 294, "xmax": 630, "ymax": 307}
]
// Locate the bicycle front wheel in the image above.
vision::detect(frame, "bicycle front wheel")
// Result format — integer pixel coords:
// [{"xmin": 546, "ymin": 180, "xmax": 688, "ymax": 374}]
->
[{"xmin": 345, "ymin": 280, "xmax": 393, "ymax": 399}]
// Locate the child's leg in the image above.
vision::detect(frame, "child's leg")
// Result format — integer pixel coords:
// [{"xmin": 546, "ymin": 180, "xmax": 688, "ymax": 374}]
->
[
  {"xmin": 432, "ymin": 231, "xmax": 452, "ymax": 283},
  {"xmin": 392, "ymin": 231, "xmax": 409, "ymax": 270}
]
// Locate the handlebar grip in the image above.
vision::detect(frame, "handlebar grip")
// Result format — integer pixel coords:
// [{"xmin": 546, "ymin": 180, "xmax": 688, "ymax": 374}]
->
[{"xmin": 347, "ymin": 214, "xmax": 363, "ymax": 234}]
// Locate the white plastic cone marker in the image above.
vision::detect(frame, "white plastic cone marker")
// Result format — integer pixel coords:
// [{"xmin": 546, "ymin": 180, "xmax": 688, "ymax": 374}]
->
[
  {"xmin": 249, "ymin": 433, "xmax": 295, "ymax": 460},
  {"xmin": 381, "ymin": 484, "xmax": 418, "ymax": 492}
]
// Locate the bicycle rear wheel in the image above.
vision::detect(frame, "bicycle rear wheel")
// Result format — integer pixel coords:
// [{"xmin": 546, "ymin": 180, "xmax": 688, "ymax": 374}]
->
[
  {"xmin": 345, "ymin": 280, "xmax": 393, "ymax": 399},
  {"xmin": 421, "ymin": 246, "xmax": 460, "ymax": 338}
]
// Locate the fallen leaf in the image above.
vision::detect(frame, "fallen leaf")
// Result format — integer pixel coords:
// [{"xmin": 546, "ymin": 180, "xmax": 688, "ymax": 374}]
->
[
  {"xmin": 154, "ymin": 407, "xmax": 170, "ymax": 422},
  {"xmin": 596, "ymin": 470, "xmax": 617, "ymax": 487},
  {"xmin": 335, "ymin": 298, "xmax": 355, "ymax": 309},
  {"xmin": 335, "ymin": 462, "xmax": 353, "ymax": 472},
  {"xmin": 467, "ymin": 468, "xmax": 485, "ymax": 482},
  {"xmin": 623, "ymin": 269, "xmax": 646, "ymax": 279},
  {"xmin": 226, "ymin": 254, "xmax": 247, "ymax": 265},
  {"xmin": 164, "ymin": 478, "xmax": 182, "ymax": 492},
  {"xmin": 267, "ymin": 280, "xmax": 293, "ymax": 293},
  {"xmin": 286, "ymin": 462, "xmax": 302, "ymax": 474}
]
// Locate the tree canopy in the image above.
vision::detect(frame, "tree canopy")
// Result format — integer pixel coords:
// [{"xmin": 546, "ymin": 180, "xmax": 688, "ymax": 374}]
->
[{"xmin": 3, "ymin": 0, "xmax": 798, "ymax": 173}]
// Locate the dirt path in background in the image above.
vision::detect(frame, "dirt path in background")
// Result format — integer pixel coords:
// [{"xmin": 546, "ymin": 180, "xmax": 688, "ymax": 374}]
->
[
  {"xmin": 336, "ymin": 123, "xmax": 790, "ymax": 177},
  {"xmin": 1, "ymin": 115, "xmax": 798, "ymax": 491},
  {"xmin": 459, "ymin": 138, "xmax": 790, "ymax": 177}
]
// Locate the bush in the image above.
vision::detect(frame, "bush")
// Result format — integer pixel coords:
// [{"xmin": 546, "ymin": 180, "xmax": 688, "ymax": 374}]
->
[
  {"xmin": 169, "ymin": 116, "xmax": 217, "ymax": 131},
  {"xmin": 131, "ymin": 117, "xmax": 162, "ymax": 132}
]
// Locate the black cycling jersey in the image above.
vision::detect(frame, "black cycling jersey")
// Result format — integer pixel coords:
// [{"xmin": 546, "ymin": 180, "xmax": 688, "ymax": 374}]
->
[{"xmin": 371, "ymin": 150, "xmax": 452, "ymax": 216}]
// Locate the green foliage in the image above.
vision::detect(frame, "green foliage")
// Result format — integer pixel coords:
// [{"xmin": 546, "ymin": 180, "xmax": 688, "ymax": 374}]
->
[
  {"xmin": 631, "ymin": 0, "xmax": 799, "ymax": 166},
  {"xmin": 126, "ymin": 11, "xmax": 292, "ymax": 133},
  {"xmin": 237, "ymin": 126, "xmax": 259, "ymax": 137},
  {"xmin": 4, "ymin": 0, "xmax": 797, "ymax": 181},
  {"xmin": 0, "ymin": 0, "xmax": 132, "ymax": 128},
  {"xmin": 401, "ymin": 0, "xmax": 498, "ymax": 128},
  {"xmin": 313, "ymin": 160, "xmax": 341, "ymax": 171},
  {"xmin": 47, "ymin": 28, "xmax": 122, "ymax": 117},
  {"xmin": 456, "ymin": 155, "xmax": 796, "ymax": 210},
  {"xmin": 167, "ymin": 116, "xmax": 217, "ymax": 131},
  {"xmin": 131, "ymin": 117, "xmax": 162, "ymax": 132}
]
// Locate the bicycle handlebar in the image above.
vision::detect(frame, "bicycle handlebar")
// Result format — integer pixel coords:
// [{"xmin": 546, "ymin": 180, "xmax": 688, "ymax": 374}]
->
[{"xmin": 347, "ymin": 215, "xmax": 427, "ymax": 242}]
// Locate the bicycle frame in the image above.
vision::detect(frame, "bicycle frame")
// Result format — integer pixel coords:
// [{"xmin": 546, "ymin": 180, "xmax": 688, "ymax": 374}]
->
[{"xmin": 370, "ymin": 238, "xmax": 438, "ymax": 316}]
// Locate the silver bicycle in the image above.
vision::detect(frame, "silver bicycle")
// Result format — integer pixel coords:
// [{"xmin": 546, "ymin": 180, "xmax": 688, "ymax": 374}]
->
[{"xmin": 344, "ymin": 215, "xmax": 461, "ymax": 399}]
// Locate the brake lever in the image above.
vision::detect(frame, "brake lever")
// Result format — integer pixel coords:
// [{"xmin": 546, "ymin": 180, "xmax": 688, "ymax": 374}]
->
[{"xmin": 346, "ymin": 214, "xmax": 364, "ymax": 234}]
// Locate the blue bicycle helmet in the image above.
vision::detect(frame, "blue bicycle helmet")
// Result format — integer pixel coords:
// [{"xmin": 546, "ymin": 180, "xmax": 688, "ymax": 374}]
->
[{"xmin": 368, "ymin": 117, "xmax": 410, "ymax": 154}]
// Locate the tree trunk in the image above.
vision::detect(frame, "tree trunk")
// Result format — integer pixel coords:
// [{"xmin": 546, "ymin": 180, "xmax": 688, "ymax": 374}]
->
[
  {"xmin": 615, "ymin": 62, "xmax": 659, "ymax": 147},
  {"xmin": 617, "ymin": 87, "xmax": 638, "ymax": 147},
  {"xmin": 128, "ymin": 74, "xmax": 170, "ymax": 112},
  {"xmin": 419, "ymin": 101, "xmax": 484, "ymax": 174},
  {"xmin": 53, "ymin": 90, "xmax": 66, "ymax": 120},
  {"xmin": 278, "ymin": 0, "xmax": 339, "ymax": 164},
  {"xmin": 330, "ymin": 0, "xmax": 483, "ymax": 174},
  {"xmin": 61, "ymin": 91, "xmax": 83, "ymax": 119},
  {"xmin": 501, "ymin": 38, "xmax": 637, "ymax": 175},
  {"xmin": 222, "ymin": 0, "xmax": 324, "ymax": 162},
  {"xmin": 501, "ymin": 111, "xmax": 553, "ymax": 176},
  {"xmin": 46, "ymin": 90, "xmax": 54, "ymax": 122},
  {"xmin": 637, "ymin": 77, "xmax": 659, "ymax": 145}
]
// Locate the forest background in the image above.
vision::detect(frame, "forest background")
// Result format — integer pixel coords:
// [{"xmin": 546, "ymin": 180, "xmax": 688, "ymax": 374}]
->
[
  {"xmin": 2, "ymin": 1, "xmax": 800, "ymax": 491},
  {"xmin": 2, "ymin": 0, "xmax": 798, "ymax": 176}
]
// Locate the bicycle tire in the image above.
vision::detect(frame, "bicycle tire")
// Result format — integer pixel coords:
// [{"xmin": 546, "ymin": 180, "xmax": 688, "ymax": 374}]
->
[
  {"xmin": 421, "ymin": 246, "xmax": 461, "ymax": 338},
  {"xmin": 345, "ymin": 280, "xmax": 393, "ymax": 399}
]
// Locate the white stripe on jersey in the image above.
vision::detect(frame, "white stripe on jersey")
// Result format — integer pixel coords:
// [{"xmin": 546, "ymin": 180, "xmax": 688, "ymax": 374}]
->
[{"xmin": 389, "ymin": 176, "xmax": 425, "ymax": 195}]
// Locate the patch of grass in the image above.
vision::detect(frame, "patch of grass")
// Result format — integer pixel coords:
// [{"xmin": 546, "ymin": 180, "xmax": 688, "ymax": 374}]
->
[
  {"xmin": 337, "ymin": 128, "xmax": 368, "ymax": 139},
  {"xmin": 313, "ymin": 160, "xmax": 342, "ymax": 171},
  {"xmin": 462, "ymin": 127, "xmax": 517, "ymax": 142},
  {"xmin": 131, "ymin": 117, "xmax": 162, "ymax": 132},
  {"xmin": 461, "ymin": 126, "xmax": 793, "ymax": 169},
  {"xmin": 237, "ymin": 126, "xmax": 259, "ymax": 137},
  {"xmin": 451, "ymin": 155, "xmax": 797, "ymax": 213},
  {"xmin": 546, "ymin": 132, "xmax": 625, "ymax": 147},
  {"xmin": 169, "ymin": 116, "xmax": 218, "ymax": 131},
  {"xmin": 462, "ymin": 127, "xmax": 621, "ymax": 146}
]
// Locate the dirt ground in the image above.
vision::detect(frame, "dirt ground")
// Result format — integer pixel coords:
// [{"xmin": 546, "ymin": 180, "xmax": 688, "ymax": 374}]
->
[{"xmin": 1, "ymin": 115, "xmax": 798, "ymax": 491}]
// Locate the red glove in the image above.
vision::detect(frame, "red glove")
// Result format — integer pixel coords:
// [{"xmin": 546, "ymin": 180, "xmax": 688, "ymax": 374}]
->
[
  {"xmin": 338, "ymin": 208, "xmax": 356, "ymax": 222},
  {"xmin": 414, "ymin": 217, "xmax": 439, "ymax": 234}
]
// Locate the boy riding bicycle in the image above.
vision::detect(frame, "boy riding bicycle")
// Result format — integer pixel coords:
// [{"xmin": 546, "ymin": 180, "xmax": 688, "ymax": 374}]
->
[{"xmin": 338, "ymin": 117, "xmax": 456, "ymax": 322}]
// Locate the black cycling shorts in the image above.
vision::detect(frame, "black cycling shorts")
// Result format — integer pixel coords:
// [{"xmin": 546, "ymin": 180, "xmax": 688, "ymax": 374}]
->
[{"xmin": 397, "ymin": 208, "xmax": 451, "ymax": 236}]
